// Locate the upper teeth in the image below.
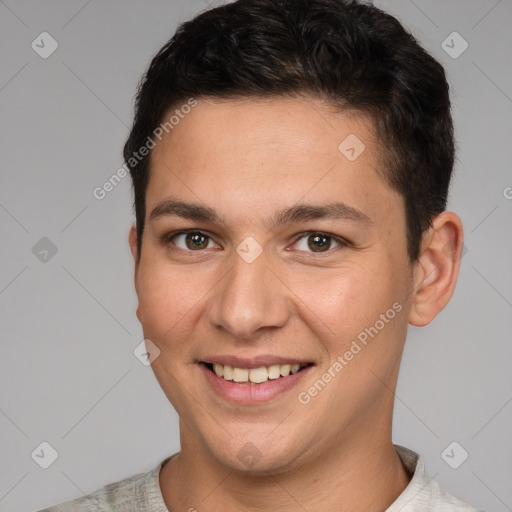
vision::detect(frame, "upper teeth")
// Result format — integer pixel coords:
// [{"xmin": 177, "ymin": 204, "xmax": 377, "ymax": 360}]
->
[{"xmin": 212, "ymin": 363, "xmax": 304, "ymax": 384}]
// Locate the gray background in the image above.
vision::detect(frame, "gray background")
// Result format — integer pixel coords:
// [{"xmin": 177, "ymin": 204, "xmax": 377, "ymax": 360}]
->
[{"xmin": 0, "ymin": 1, "xmax": 510, "ymax": 511}]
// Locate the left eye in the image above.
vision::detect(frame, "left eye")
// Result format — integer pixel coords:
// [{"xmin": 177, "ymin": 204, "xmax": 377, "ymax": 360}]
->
[{"xmin": 292, "ymin": 232, "xmax": 345, "ymax": 253}]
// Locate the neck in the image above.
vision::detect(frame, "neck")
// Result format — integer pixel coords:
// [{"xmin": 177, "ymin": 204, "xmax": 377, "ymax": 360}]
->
[{"xmin": 160, "ymin": 432, "xmax": 411, "ymax": 512}]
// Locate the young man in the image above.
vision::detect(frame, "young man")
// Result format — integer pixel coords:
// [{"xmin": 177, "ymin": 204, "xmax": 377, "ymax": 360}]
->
[{"xmin": 40, "ymin": 0, "xmax": 483, "ymax": 510}]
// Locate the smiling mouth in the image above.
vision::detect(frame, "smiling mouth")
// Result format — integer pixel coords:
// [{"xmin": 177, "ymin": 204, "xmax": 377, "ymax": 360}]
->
[{"xmin": 202, "ymin": 362, "xmax": 313, "ymax": 384}]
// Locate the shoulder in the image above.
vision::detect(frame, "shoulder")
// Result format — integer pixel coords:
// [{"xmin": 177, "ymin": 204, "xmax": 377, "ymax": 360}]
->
[
  {"xmin": 35, "ymin": 457, "xmax": 171, "ymax": 512},
  {"xmin": 427, "ymin": 478, "xmax": 485, "ymax": 512},
  {"xmin": 36, "ymin": 471, "xmax": 150, "ymax": 512},
  {"xmin": 391, "ymin": 445, "xmax": 485, "ymax": 512}
]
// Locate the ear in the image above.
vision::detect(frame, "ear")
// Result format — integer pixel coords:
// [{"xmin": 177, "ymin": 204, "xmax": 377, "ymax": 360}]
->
[
  {"xmin": 128, "ymin": 223, "xmax": 140, "ymax": 285},
  {"xmin": 408, "ymin": 211, "xmax": 464, "ymax": 327},
  {"xmin": 129, "ymin": 224, "xmax": 144, "ymax": 323}
]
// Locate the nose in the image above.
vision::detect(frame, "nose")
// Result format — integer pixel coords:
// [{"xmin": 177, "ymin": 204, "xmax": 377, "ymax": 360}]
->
[{"xmin": 208, "ymin": 248, "xmax": 291, "ymax": 340}]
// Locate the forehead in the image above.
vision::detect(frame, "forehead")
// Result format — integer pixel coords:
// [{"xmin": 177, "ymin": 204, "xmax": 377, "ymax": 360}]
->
[
  {"xmin": 153, "ymin": 96, "xmax": 376, "ymax": 169},
  {"xmin": 146, "ymin": 96, "xmax": 402, "ymax": 227}
]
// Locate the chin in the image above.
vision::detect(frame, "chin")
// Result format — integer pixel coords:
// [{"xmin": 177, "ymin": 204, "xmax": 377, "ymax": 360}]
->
[{"xmin": 203, "ymin": 429, "xmax": 309, "ymax": 476}]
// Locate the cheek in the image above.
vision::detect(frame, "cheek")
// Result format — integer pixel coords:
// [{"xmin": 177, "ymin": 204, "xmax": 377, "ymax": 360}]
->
[
  {"xmin": 289, "ymin": 259, "xmax": 407, "ymax": 353},
  {"xmin": 136, "ymin": 259, "xmax": 205, "ymax": 342}
]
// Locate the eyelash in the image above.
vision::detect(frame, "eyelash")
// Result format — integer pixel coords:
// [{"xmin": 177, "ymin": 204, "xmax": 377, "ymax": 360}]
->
[{"xmin": 161, "ymin": 229, "xmax": 350, "ymax": 255}]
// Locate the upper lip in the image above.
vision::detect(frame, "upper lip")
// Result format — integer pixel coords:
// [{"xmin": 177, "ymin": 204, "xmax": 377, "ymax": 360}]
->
[{"xmin": 199, "ymin": 355, "xmax": 313, "ymax": 369}]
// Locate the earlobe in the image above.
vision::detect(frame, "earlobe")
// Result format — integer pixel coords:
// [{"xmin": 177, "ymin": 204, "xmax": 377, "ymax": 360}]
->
[{"xmin": 408, "ymin": 211, "xmax": 464, "ymax": 327}]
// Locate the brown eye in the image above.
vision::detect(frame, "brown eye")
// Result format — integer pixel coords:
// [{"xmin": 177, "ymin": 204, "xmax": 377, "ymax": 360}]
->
[
  {"xmin": 308, "ymin": 234, "xmax": 332, "ymax": 252},
  {"xmin": 169, "ymin": 231, "xmax": 214, "ymax": 251},
  {"xmin": 293, "ymin": 232, "xmax": 344, "ymax": 253},
  {"xmin": 185, "ymin": 232, "xmax": 209, "ymax": 250}
]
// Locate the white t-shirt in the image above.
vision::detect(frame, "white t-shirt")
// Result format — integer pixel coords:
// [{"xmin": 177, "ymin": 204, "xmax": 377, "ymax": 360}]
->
[{"xmin": 38, "ymin": 445, "xmax": 484, "ymax": 511}]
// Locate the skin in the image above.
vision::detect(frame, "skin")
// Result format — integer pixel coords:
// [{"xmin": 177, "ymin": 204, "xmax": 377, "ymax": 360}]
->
[{"xmin": 128, "ymin": 96, "xmax": 464, "ymax": 511}]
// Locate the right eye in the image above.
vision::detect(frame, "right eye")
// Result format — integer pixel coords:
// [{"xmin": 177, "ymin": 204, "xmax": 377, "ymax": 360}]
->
[{"xmin": 165, "ymin": 230, "xmax": 219, "ymax": 251}]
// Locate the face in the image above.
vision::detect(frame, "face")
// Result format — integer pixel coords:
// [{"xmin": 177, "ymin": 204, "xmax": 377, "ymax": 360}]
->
[{"xmin": 130, "ymin": 97, "xmax": 415, "ymax": 473}]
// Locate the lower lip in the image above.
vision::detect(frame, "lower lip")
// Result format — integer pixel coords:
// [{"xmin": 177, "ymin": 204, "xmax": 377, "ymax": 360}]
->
[{"xmin": 199, "ymin": 363, "xmax": 312, "ymax": 404}]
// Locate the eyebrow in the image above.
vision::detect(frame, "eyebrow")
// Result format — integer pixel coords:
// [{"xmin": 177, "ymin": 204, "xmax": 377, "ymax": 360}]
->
[{"xmin": 149, "ymin": 197, "xmax": 373, "ymax": 228}]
